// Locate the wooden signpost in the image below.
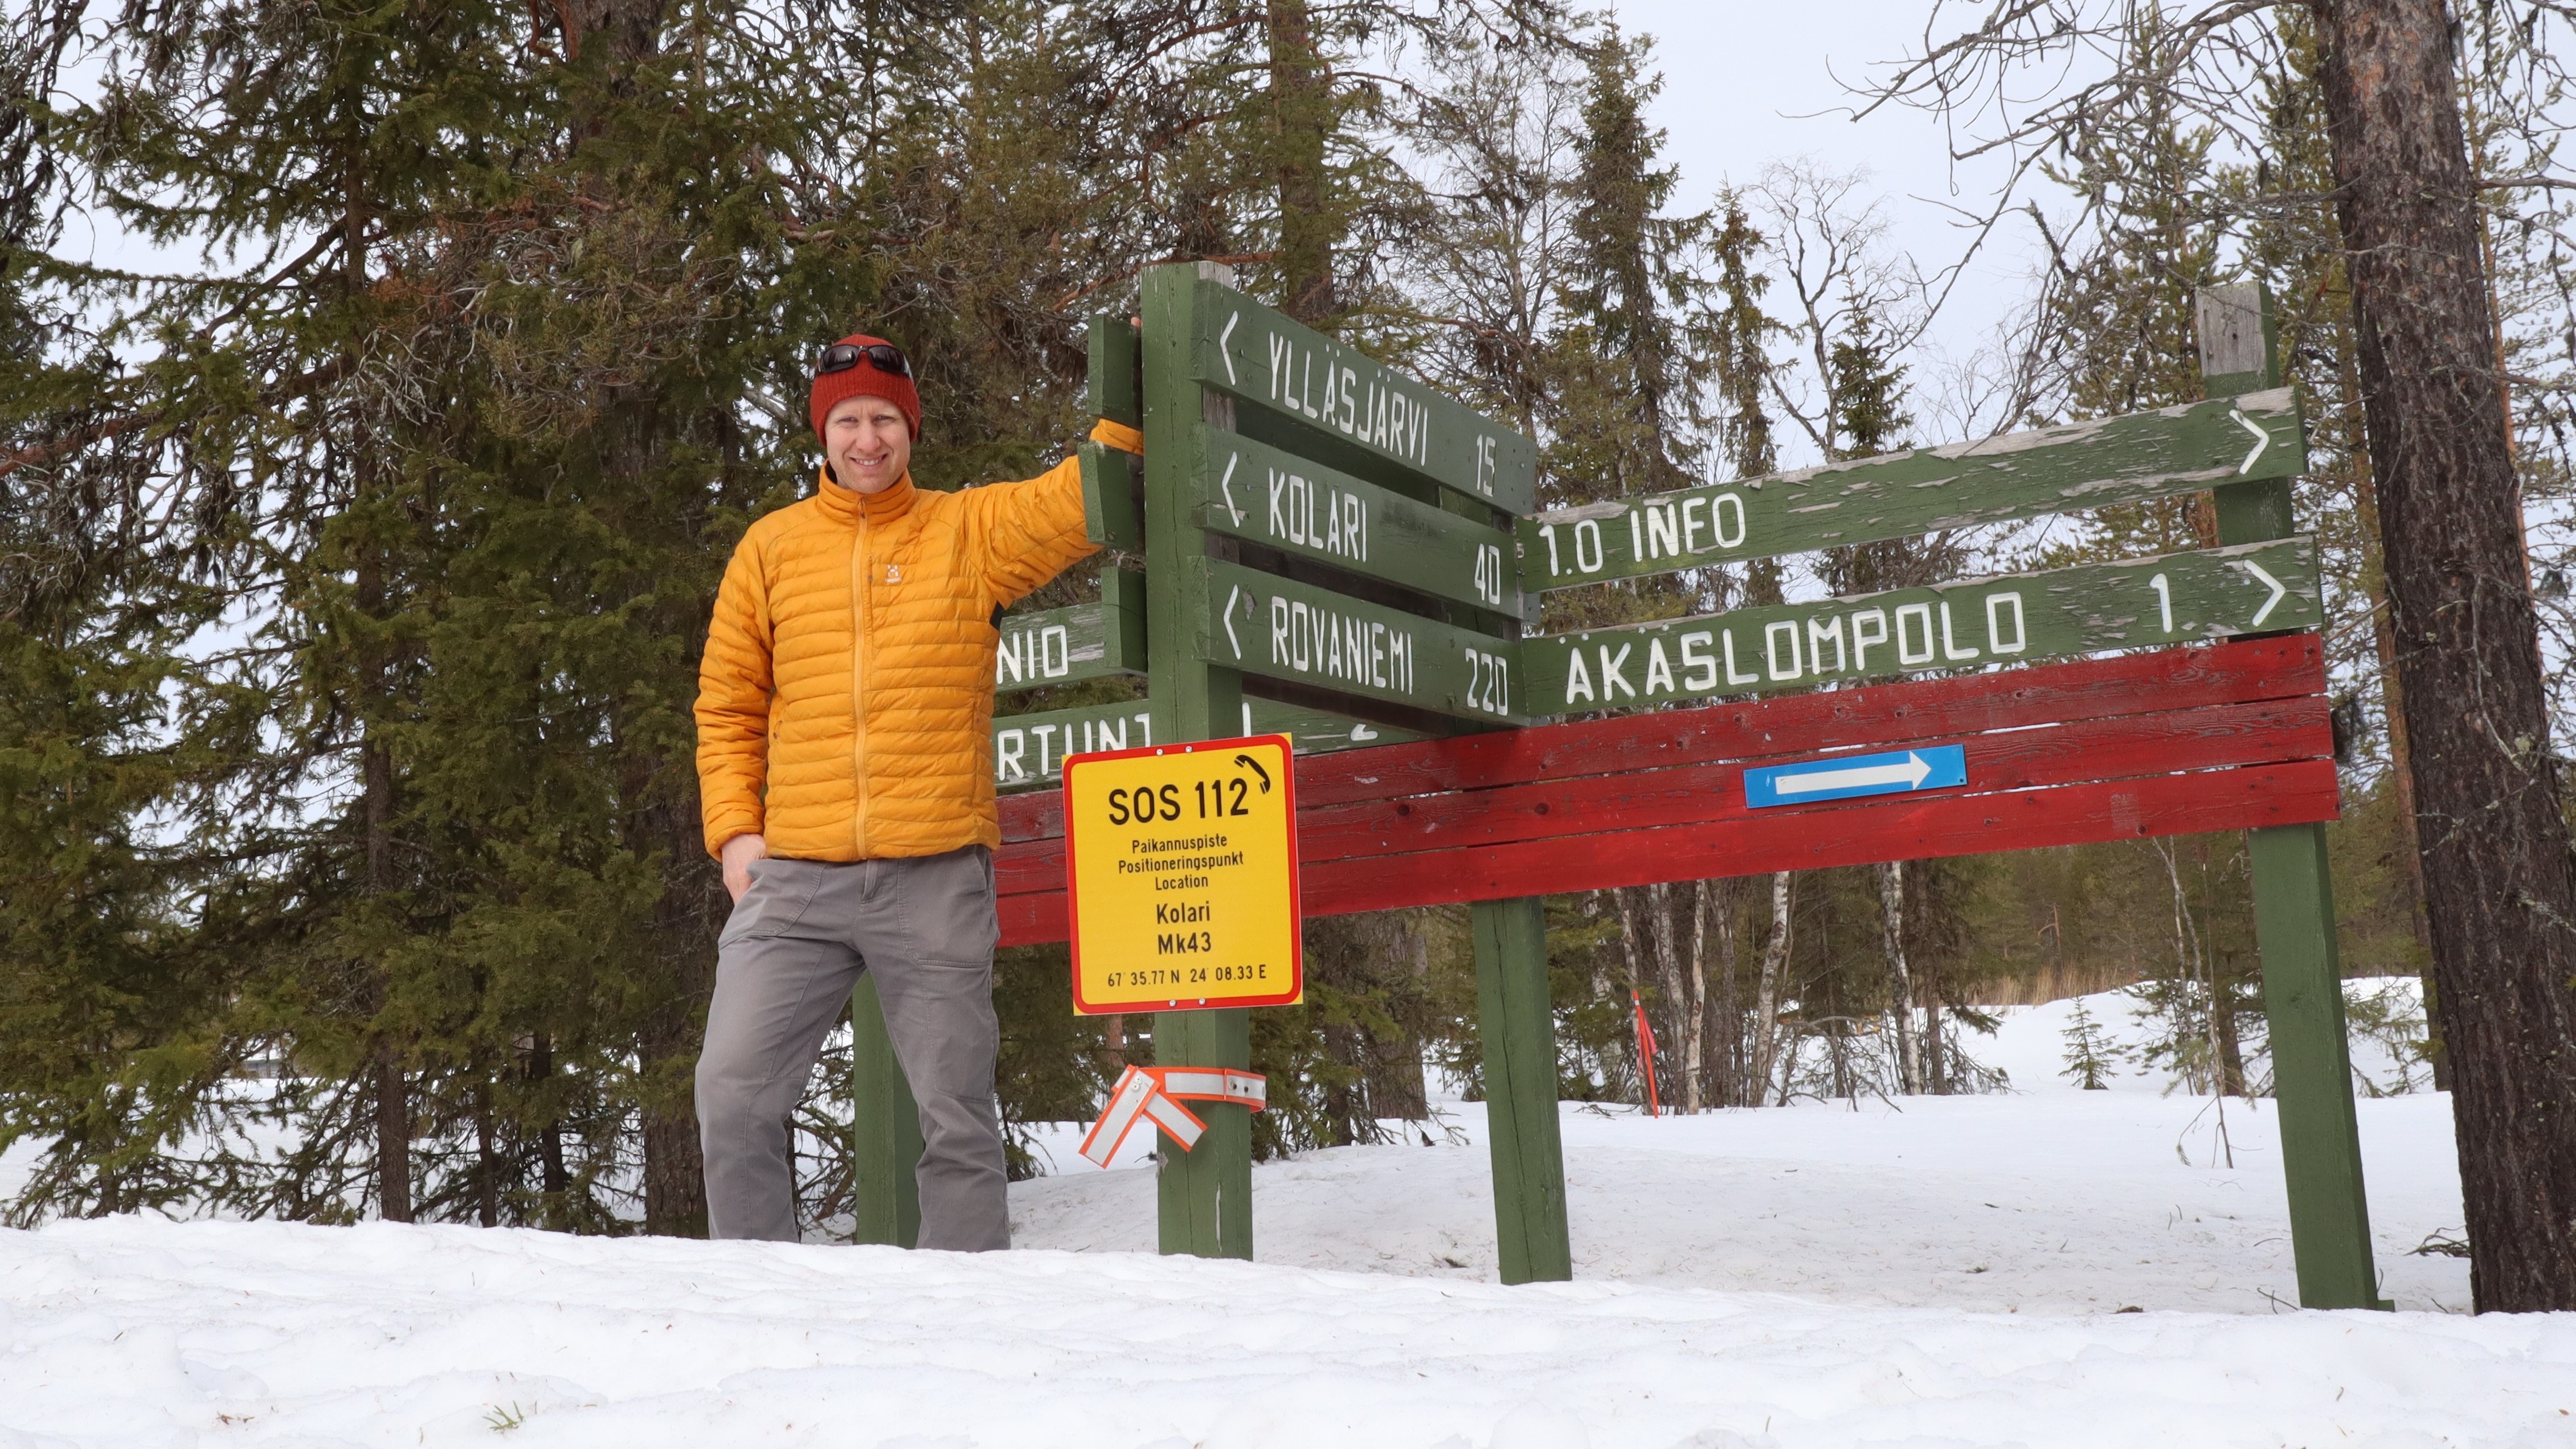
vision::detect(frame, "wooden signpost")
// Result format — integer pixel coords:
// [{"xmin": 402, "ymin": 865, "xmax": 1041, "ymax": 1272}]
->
[{"xmin": 887, "ymin": 273, "xmax": 2383, "ymax": 1311}]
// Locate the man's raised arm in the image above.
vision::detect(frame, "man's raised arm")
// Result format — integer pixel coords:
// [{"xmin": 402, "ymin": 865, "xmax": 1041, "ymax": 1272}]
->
[{"xmin": 970, "ymin": 419, "xmax": 1143, "ymax": 607}]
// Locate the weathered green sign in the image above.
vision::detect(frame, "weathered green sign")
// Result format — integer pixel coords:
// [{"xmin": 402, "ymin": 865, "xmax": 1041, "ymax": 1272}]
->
[
  {"xmin": 1081, "ymin": 442, "xmax": 1143, "ymax": 552},
  {"xmin": 992, "ymin": 695, "xmax": 1425, "ymax": 790},
  {"xmin": 1187, "ymin": 279, "xmax": 1539, "ymax": 515},
  {"xmin": 994, "ymin": 569, "xmax": 1145, "ymax": 695},
  {"xmin": 1194, "ymin": 558, "xmax": 1533, "ymax": 726},
  {"xmin": 1189, "ymin": 425, "xmax": 1519, "ymax": 615},
  {"xmin": 1522, "ymin": 537, "xmax": 2319, "ymax": 714},
  {"xmin": 1516, "ymin": 389, "xmax": 2304, "ymax": 591}
]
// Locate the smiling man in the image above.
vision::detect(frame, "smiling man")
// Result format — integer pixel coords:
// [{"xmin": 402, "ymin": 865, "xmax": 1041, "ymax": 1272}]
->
[{"xmin": 691, "ymin": 334, "xmax": 1140, "ymax": 1247}]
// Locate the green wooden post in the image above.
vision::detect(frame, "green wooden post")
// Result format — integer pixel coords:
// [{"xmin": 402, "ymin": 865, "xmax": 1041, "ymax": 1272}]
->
[
  {"xmin": 2199, "ymin": 283, "xmax": 2388, "ymax": 1311},
  {"xmin": 1143, "ymin": 260, "xmax": 1254, "ymax": 1260},
  {"xmin": 848, "ymin": 973, "xmax": 923, "ymax": 1247},
  {"xmin": 1472, "ymin": 897, "xmax": 1572, "ymax": 1283}
]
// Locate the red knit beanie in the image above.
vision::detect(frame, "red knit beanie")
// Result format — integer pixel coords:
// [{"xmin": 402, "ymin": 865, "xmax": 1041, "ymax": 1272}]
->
[{"xmin": 809, "ymin": 333, "xmax": 923, "ymax": 442}]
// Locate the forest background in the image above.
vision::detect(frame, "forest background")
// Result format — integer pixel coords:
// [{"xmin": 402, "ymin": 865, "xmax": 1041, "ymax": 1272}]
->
[{"xmin": 2, "ymin": 0, "xmax": 2569, "ymax": 1241}]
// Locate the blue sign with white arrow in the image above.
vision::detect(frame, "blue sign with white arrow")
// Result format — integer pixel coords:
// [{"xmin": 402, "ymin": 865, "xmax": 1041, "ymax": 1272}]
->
[{"xmin": 1744, "ymin": 744, "xmax": 1968, "ymax": 809}]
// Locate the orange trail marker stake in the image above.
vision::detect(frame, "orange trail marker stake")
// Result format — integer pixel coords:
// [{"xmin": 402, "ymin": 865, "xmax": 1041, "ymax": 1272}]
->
[{"xmin": 1630, "ymin": 990, "xmax": 1662, "ymax": 1118}]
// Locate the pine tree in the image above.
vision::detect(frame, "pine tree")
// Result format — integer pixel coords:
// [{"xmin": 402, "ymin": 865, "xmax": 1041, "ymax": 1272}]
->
[{"xmin": 2058, "ymin": 1000, "xmax": 2122, "ymax": 1091}]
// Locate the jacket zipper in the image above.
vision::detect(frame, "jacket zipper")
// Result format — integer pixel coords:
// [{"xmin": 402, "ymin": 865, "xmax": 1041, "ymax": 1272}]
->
[{"xmin": 850, "ymin": 507, "xmax": 870, "ymax": 858}]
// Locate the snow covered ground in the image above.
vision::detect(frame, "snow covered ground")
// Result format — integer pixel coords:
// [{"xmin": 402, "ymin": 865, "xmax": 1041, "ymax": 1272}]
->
[{"xmin": 4, "ymin": 987, "xmax": 2567, "ymax": 1447}]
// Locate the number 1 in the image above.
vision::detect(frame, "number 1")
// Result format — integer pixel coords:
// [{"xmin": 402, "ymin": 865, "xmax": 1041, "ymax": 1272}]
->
[{"xmin": 2149, "ymin": 573, "xmax": 2172, "ymax": 633}]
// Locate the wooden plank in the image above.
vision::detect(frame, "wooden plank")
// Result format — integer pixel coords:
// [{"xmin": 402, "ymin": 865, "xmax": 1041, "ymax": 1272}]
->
[
  {"xmin": 847, "ymin": 975, "xmax": 922, "ymax": 1248},
  {"xmin": 1189, "ymin": 424, "xmax": 1519, "ymax": 614},
  {"xmin": 1290, "ymin": 697, "xmax": 2328, "ymax": 866},
  {"xmin": 1087, "ymin": 313, "xmax": 1142, "ymax": 429},
  {"xmin": 1289, "ymin": 636, "xmax": 2325, "ymax": 808},
  {"xmin": 1302, "ymin": 762, "xmax": 2341, "ymax": 915},
  {"xmin": 1187, "ymin": 277, "xmax": 1538, "ymax": 515},
  {"xmin": 1194, "ymin": 557, "xmax": 1534, "ymax": 726},
  {"xmin": 988, "ymin": 695, "xmax": 2329, "ymax": 898},
  {"xmin": 992, "ymin": 696, "xmax": 1427, "ymax": 795},
  {"xmin": 993, "ymin": 568, "xmax": 1146, "ymax": 695},
  {"xmin": 997, "ymin": 635, "xmax": 2321, "ymax": 832},
  {"xmin": 1516, "ymin": 387, "xmax": 2304, "ymax": 590},
  {"xmin": 2197, "ymin": 282, "xmax": 2384, "ymax": 1312},
  {"xmin": 999, "ymin": 762, "xmax": 2341, "ymax": 944},
  {"xmin": 1080, "ymin": 442, "xmax": 1143, "ymax": 552},
  {"xmin": 1473, "ymin": 897, "xmax": 1571, "ymax": 1284},
  {"xmin": 1523, "ymin": 538, "xmax": 2320, "ymax": 714},
  {"xmin": 1144, "ymin": 260, "xmax": 1253, "ymax": 1262}
]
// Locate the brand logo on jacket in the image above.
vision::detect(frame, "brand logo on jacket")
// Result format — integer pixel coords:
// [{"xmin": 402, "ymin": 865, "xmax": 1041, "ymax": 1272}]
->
[{"xmin": 885, "ymin": 564, "xmax": 902, "ymax": 583}]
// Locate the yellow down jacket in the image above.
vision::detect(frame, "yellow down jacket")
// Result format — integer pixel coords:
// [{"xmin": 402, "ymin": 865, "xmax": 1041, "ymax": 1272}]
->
[{"xmin": 694, "ymin": 420, "xmax": 1139, "ymax": 861}]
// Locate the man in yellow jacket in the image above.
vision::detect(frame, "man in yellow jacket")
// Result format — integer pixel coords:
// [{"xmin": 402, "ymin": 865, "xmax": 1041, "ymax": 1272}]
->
[{"xmin": 693, "ymin": 334, "xmax": 1138, "ymax": 1246}]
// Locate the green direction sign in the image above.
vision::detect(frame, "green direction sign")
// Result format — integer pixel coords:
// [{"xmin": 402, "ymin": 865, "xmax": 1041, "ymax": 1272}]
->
[
  {"xmin": 1516, "ymin": 389, "xmax": 2304, "ymax": 591},
  {"xmin": 1188, "ymin": 279, "xmax": 1538, "ymax": 515},
  {"xmin": 1194, "ymin": 558, "xmax": 1534, "ymax": 726},
  {"xmin": 993, "ymin": 569, "xmax": 1144, "ymax": 695},
  {"xmin": 1189, "ymin": 425, "xmax": 1519, "ymax": 615},
  {"xmin": 992, "ymin": 695, "xmax": 1425, "ymax": 791},
  {"xmin": 1521, "ymin": 537, "xmax": 2319, "ymax": 714}
]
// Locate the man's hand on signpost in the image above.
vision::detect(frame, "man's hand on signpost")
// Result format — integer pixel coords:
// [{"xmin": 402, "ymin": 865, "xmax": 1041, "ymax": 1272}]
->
[{"xmin": 720, "ymin": 832, "xmax": 768, "ymax": 903}]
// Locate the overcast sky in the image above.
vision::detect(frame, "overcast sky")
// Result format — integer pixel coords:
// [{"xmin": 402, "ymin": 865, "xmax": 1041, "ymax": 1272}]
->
[{"xmin": 1605, "ymin": 1, "xmax": 2046, "ymax": 377}]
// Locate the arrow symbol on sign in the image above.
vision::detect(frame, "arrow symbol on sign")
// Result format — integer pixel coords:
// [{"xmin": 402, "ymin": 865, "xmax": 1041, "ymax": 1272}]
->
[
  {"xmin": 1773, "ymin": 751, "xmax": 1936, "ymax": 797},
  {"xmin": 1218, "ymin": 311, "xmax": 1240, "ymax": 384},
  {"xmin": 1222, "ymin": 584, "xmax": 1244, "ymax": 658},
  {"xmin": 2230, "ymin": 408, "xmax": 2269, "ymax": 475},
  {"xmin": 2238, "ymin": 559, "xmax": 2287, "ymax": 627},
  {"xmin": 1219, "ymin": 451, "xmax": 1244, "ymax": 525}
]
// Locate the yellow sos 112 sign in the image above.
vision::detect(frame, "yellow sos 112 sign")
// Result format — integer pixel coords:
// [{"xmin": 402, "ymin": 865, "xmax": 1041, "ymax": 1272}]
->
[{"xmin": 1062, "ymin": 734, "xmax": 1303, "ymax": 1014}]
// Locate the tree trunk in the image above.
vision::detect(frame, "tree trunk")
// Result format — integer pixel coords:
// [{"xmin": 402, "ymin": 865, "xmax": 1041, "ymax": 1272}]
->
[
  {"xmin": 2342, "ymin": 338, "xmax": 2450, "ymax": 1089},
  {"xmin": 639, "ymin": 791, "xmax": 717, "ymax": 1237},
  {"xmin": 1711, "ymin": 878, "xmax": 1744, "ymax": 1108},
  {"xmin": 1876, "ymin": 861, "xmax": 1920, "ymax": 1094},
  {"xmin": 1683, "ymin": 881, "xmax": 1710, "ymax": 1114},
  {"xmin": 1747, "ymin": 872, "xmax": 1793, "ymax": 1106},
  {"xmin": 1266, "ymin": 0, "xmax": 1336, "ymax": 324},
  {"xmin": 1648, "ymin": 882, "xmax": 1699, "ymax": 1113},
  {"xmin": 2312, "ymin": 0, "xmax": 2576, "ymax": 1311}
]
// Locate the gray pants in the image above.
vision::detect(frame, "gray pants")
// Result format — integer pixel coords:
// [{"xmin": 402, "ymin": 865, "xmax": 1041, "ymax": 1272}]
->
[{"xmin": 694, "ymin": 846, "xmax": 1009, "ymax": 1250}]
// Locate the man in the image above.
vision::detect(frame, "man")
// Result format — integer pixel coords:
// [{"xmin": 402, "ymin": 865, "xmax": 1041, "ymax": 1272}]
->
[{"xmin": 692, "ymin": 334, "xmax": 1139, "ymax": 1247}]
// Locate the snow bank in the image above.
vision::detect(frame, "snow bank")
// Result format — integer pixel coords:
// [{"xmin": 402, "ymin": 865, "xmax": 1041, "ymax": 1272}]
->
[
  {"xmin": 5, "ymin": 984, "xmax": 2548, "ymax": 1447},
  {"xmin": 5, "ymin": 1214, "xmax": 2567, "ymax": 1448}
]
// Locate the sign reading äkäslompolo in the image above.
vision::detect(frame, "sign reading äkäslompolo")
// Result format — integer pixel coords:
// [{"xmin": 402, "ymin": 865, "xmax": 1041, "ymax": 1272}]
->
[
  {"xmin": 1515, "ymin": 390, "xmax": 2303, "ymax": 590},
  {"xmin": 1519, "ymin": 538, "xmax": 2319, "ymax": 714},
  {"xmin": 1186, "ymin": 279, "xmax": 1539, "ymax": 515}
]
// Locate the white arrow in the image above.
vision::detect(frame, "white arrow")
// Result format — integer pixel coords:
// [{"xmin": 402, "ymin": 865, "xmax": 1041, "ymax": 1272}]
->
[
  {"xmin": 1773, "ymin": 752, "xmax": 1934, "ymax": 797},
  {"xmin": 2230, "ymin": 408, "xmax": 2270, "ymax": 475},
  {"xmin": 2239, "ymin": 559, "xmax": 2288, "ymax": 627},
  {"xmin": 1218, "ymin": 311, "xmax": 1240, "ymax": 384},
  {"xmin": 1219, "ymin": 452, "xmax": 1244, "ymax": 525},
  {"xmin": 1222, "ymin": 584, "xmax": 1245, "ymax": 658}
]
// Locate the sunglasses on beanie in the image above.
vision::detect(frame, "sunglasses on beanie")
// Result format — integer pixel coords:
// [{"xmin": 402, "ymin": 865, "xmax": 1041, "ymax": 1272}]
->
[{"xmin": 817, "ymin": 341, "xmax": 913, "ymax": 379}]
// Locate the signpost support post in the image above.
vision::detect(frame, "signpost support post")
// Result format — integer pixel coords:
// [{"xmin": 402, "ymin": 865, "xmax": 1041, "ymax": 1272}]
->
[
  {"xmin": 848, "ymin": 974, "xmax": 923, "ymax": 1247},
  {"xmin": 1472, "ymin": 897, "xmax": 1572, "ymax": 1283},
  {"xmin": 2199, "ymin": 283, "xmax": 2387, "ymax": 1310},
  {"xmin": 1143, "ymin": 260, "xmax": 1256, "ymax": 1259}
]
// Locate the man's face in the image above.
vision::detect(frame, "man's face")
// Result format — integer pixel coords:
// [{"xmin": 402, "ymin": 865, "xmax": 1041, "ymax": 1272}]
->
[{"xmin": 823, "ymin": 394, "xmax": 912, "ymax": 495}]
